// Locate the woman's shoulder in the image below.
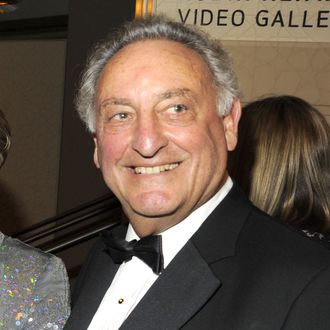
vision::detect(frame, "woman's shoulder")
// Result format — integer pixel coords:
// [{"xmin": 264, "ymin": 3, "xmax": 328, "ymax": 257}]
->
[
  {"xmin": 2, "ymin": 232, "xmax": 55, "ymax": 258},
  {"xmin": 0, "ymin": 233, "xmax": 70, "ymax": 329},
  {"xmin": 1, "ymin": 233, "xmax": 66, "ymax": 275}
]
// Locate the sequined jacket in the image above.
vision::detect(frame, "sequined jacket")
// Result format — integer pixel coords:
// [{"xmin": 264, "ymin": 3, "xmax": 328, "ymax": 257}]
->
[{"xmin": 0, "ymin": 232, "xmax": 70, "ymax": 329}]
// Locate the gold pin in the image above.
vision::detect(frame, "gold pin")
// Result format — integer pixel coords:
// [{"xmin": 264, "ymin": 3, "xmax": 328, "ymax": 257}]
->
[{"xmin": 118, "ymin": 298, "xmax": 124, "ymax": 304}]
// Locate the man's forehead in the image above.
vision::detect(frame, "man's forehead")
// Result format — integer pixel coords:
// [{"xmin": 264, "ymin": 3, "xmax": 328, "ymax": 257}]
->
[
  {"xmin": 105, "ymin": 39, "xmax": 207, "ymax": 70},
  {"xmin": 97, "ymin": 88, "xmax": 197, "ymax": 112},
  {"xmin": 97, "ymin": 41, "xmax": 212, "ymax": 96},
  {"xmin": 94, "ymin": 40, "xmax": 219, "ymax": 121}
]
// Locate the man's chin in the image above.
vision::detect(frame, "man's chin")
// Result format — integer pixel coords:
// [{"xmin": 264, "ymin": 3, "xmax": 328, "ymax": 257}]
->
[
  {"xmin": 125, "ymin": 207, "xmax": 183, "ymax": 236},
  {"xmin": 123, "ymin": 192, "xmax": 178, "ymax": 215},
  {"xmin": 130, "ymin": 207, "xmax": 178, "ymax": 219},
  {"xmin": 123, "ymin": 201, "xmax": 181, "ymax": 222}
]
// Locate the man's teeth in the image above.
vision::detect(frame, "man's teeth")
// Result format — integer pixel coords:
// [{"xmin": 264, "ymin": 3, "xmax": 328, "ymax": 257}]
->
[{"xmin": 134, "ymin": 163, "xmax": 179, "ymax": 174}]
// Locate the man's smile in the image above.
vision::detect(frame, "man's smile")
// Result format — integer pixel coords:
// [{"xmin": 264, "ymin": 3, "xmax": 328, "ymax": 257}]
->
[{"xmin": 133, "ymin": 162, "xmax": 180, "ymax": 174}]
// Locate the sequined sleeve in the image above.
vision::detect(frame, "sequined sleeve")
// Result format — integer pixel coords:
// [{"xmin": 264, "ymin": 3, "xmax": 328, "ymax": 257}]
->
[{"xmin": 0, "ymin": 233, "xmax": 70, "ymax": 329}]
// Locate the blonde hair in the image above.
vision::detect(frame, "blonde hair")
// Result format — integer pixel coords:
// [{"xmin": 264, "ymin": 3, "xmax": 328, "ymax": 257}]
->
[
  {"xmin": 0, "ymin": 109, "xmax": 11, "ymax": 168},
  {"xmin": 228, "ymin": 95, "xmax": 330, "ymax": 234}
]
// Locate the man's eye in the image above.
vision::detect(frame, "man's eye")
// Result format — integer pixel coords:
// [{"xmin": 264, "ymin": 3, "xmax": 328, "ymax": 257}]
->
[
  {"xmin": 111, "ymin": 112, "xmax": 129, "ymax": 121},
  {"xmin": 169, "ymin": 104, "xmax": 187, "ymax": 113}
]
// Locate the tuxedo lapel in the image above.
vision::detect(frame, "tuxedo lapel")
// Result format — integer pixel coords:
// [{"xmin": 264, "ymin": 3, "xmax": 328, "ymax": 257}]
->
[
  {"xmin": 65, "ymin": 231, "xmax": 123, "ymax": 329},
  {"xmin": 121, "ymin": 184, "xmax": 251, "ymax": 329},
  {"xmin": 192, "ymin": 183, "xmax": 252, "ymax": 262},
  {"xmin": 121, "ymin": 240, "xmax": 221, "ymax": 330}
]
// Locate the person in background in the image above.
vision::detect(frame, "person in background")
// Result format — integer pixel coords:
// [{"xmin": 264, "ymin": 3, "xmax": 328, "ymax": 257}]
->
[
  {"xmin": 0, "ymin": 109, "xmax": 70, "ymax": 329},
  {"xmin": 229, "ymin": 95, "xmax": 330, "ymax": 240},
  {"xmin": 65, "ymin": 16, "xmax": 330, "ymax": 329}
]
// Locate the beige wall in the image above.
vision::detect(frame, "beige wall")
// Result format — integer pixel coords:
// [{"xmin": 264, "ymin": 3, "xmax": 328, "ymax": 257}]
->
[
  {"xmin": 150, "ymin": 0, "xmax": 330, "ymax": 123},
  {"xmin": 224, "ymin": 40, "xmax": 330, "ymax": 124},
  {"xmin": 0, "ymin": 39, "xmax": 66, "ymax": 234}
]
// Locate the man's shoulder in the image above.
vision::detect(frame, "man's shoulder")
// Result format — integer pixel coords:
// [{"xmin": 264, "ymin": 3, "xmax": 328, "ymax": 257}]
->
[
  {"xmin": 193, "ymin": 183, "xmax": 330, "ymax": 270},
  {"xmin": 221, "ymin": 183, "xmax": 330, "ymax": 266},
  {"xmin": 240, "ymin": 205, "xmax": 330, "ymax": 269}
]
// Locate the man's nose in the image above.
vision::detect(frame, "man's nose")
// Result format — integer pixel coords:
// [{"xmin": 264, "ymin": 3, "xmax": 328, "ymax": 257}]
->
[{"xmin": 131, "ymin": 115, "xmax": 168, "ymax": 157}]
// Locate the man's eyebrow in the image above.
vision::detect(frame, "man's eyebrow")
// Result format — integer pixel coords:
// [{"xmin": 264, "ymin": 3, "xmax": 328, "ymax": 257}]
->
[
  {"xmin": 98, "ymin": 89, "xmax": 193, "ymax": 110},
  {"xmin": 99, "ymin": 97, "xmax": 132, "ymax": 108},
  {"xmin": 156, "ymin": 88, "xmax": 192, "ymax": 101}
]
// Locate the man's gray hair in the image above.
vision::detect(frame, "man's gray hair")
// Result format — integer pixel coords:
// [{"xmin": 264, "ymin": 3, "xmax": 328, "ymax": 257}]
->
[{"xmin": 76, "ymin": 15, "xmax": 240, "ymax": 133}]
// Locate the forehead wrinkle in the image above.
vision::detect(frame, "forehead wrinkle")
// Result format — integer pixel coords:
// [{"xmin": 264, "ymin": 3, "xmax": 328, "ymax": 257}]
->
[
  {"xmin": 99, "ymin": 88, "xmax": 195, "ymax": 113},
  {"xmin": 154, "ymin": 88, "xmax": 194, "ymax": 103},
  {"xmin": 100, "ymin": 97, "xmax": 132, "ymax": 107},
  {"xmin": 98, "ymin": 97, "xmax": 133, "ymax": 113}
]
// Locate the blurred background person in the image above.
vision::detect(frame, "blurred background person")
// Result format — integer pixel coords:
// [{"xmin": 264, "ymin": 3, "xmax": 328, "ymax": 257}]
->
[
  {"xmin": 228, "ymin": 95, "xmax": 330, "ymax": 239},
  {"xmin": 0, "ymin": 109, "xmax": 70, "ymax": 329}
]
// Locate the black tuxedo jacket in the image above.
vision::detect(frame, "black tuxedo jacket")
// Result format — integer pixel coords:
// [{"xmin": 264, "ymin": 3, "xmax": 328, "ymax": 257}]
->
[{"xmin": 65, "ymin": 184, "xmax": 330, "ymax": 329}]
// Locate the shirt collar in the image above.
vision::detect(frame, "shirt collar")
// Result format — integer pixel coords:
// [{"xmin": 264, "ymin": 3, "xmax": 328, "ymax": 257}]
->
[{"xmin": 126, "ymin": 177, "xmax": 233, "ymax": 268}]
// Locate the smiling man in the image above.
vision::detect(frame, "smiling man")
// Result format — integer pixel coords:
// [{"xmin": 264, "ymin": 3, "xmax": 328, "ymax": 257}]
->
[
  {"xmin": 92, "ymin": 37, "xmax": 239, "ymax": 238},
  {"xmin": 65, "ymin": 16, "xmax": 330, "ymax": 330}
]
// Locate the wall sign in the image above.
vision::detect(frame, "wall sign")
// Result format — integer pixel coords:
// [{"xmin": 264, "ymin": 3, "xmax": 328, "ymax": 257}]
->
[{"xmin": 135, "ymin": 0, "xmax": 330, "ymax": 42}]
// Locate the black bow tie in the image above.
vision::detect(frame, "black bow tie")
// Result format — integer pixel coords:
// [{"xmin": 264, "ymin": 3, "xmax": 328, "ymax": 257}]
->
[{"xmin": 102, "ymin": 232, "xmax": 164, "ymax": 275}]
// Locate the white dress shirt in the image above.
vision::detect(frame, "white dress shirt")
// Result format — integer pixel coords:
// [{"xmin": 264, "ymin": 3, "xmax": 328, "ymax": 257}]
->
[{"xmin": 87, "ymin": 178, "xmax": 233, "ymax": 330}]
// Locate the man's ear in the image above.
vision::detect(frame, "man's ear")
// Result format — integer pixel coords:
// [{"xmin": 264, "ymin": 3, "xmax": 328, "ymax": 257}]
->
[
  {"xmin": 93, "ymin": 136, "xmax": 100, "ymax": 169},
  {"xmin": 223, "ymin": 99, "xmax": 242, "ymax": 151}
]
